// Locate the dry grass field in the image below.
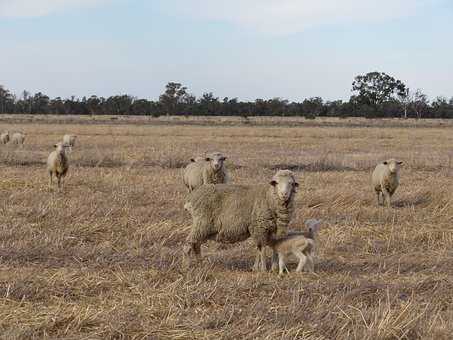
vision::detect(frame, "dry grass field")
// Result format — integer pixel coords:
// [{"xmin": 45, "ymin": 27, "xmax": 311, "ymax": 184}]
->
[{"xmin": 0, "ymin": 116, "xmax": 452, "ymax": 339}]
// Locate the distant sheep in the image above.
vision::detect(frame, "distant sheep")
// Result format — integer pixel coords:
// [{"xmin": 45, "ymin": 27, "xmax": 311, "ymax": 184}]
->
[
  {"xmin": 0, "ymin": 131, "xmax": 9, "ymax": 144},
  {"xmin": 63, "ymin": 134, "xmax": 77, "ymax": 151},
  {"xmin": 372, "ymin": 159, "xmax": 403, "ymax": 207},
  {"xmin": 184, "ymin": 170, "xmax": 299, "ymax": 271},
  {"xmin": 270, "ymin": 219, "xmax": 321, "ymax": 275},
  {"xmin": 11, "ymin": 132, "xmax": 25, "ymax": 145},
  {"xmin": 183, "ymin": 152, "xmax": 229, "ymax": 192},
  {"xmin": 47, "ymin": 142, "xmax": 70, "ymax": 188}
]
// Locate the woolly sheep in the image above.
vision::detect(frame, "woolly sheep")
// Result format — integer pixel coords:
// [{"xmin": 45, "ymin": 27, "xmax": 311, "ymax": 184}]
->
[
  {"xmin": 184, "ymin": 170, "xmax": 299, "ymax": 271},
  {"xmin": 47, "ymin": 142, "xmax": 70, "ymax": 188},
  {"xmin": 183, "ymin": 152, "xmax": 229, "ymax": 192},
  {"xmin": 270, "ymin": 219, "xmax": 321, "ymax": 274},
  {"xmin": 11, "ymin": 132, "xmax": 25, "ymax": 145},
  {"xmin": 372, "ymin": 159, "xmax": 403, "ymax": 207},
  {"xmin": 0, "ymin": 131, "xmax": 9, "ymax": 144},
  {"xmin": 63, "ymin": 134, "xmax": 77, "ymax": 151}
]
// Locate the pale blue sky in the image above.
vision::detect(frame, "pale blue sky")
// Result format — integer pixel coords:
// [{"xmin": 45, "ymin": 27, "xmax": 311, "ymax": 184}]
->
[{"xmin": 0, "ymin": 0, "xmax": 452, "ymax": 101}]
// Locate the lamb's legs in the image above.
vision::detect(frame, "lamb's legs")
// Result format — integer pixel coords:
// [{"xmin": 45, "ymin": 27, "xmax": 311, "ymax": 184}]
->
[
  {"xmin": 294, "ymin": 250, "xmax": 307, "ymax": 272},
  {"xmin": 304, "ymin": 254, "xmax": 314, "ymax": 272},
  {"xmin": 49, "ymin": 172, "xmax": 53, "ymax": 186},
  {"xmin": 57, "ymin": 175, "xmax": 61, "ymax": 189},
  {"xmin": 278, "ymin": 254, "xmax": 287, "ymax": 276}
]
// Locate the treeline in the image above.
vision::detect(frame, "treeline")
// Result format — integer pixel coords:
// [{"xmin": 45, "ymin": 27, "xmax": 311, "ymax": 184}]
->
[{"xmin": 1, "ymin": 72, "xmax": 452, "ymax": 118}]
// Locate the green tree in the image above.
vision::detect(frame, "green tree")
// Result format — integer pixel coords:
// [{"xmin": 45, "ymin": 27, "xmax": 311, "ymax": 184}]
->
[
  {"xmin": 352, "ymin": 72, "xmax": 406, "ymax": 107},
  {"xmin": 159, "ymin": 82, "xmax": 188, "ymax": 115}
]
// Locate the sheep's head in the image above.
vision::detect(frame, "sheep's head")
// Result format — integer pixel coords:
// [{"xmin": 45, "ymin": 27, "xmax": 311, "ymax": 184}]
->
[
  {"xmin": 305, "ymin": 219, "xmax": 321, "ymax": 236},
  {"xmin": 206, "ymin": 152, "xmax": 226, "ymax": 172},
  {"xmin": 270, "ymin": 170, "xmax": 299, "ymax": 203},
  {"xmin": 54, "ymin": 142, "xmax": 70, "ymax": 154},
  {"xmin": 383, "ymin": 159, "xmax": 403, "ymax": 173}
]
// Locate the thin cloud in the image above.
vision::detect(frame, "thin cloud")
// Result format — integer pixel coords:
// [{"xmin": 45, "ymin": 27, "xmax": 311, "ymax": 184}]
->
[
  {"xmin": 0, "ymin": 0, "xmax": 108, "ymax": 17},
  {"xmin": 165, "ymin": 0, "xmax": 438, "ymax": 35}
]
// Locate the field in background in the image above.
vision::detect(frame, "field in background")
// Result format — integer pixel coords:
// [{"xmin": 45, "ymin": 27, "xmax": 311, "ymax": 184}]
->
[{"xmin": 0, "ymin": 116, "xmax": 452, "ymax": 339}]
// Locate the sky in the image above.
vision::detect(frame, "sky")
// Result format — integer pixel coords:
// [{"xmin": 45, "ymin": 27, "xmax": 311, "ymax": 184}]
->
[{"xmin": 0, "ymin": 0, "xmax": 452, "ymax": 101}]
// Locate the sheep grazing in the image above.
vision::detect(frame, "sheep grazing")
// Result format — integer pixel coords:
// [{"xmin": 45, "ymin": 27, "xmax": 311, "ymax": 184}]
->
[
  {"xmin": 372, "ymin": 159, "xmax": 403, "ymax": 207},
  {"xmin": 183, "ymin": 152, "xmax": 229, "ymax": 192},
  {"xmin": 47, "ymin": 142, "xmax": 70, "ymax": 188},
  {"xmin": 63, "ymin": 134, "xmax": 77, "ymax": 151},
  {"xmin": 0, "ymin": 131, "xmax": 9, "ymax": 144},
  {"xmin": 190, "ymin": 156, "xmax": 207, "ymax": 163},
  {"xmin": 184, "ymin": 170, "xmax": 299, "ymax": 271},
  {"xmin": 270, "ymin": 219, "xmax": 321, "ymax": 274},
  {"xmin": 11, "ymin": 132, "xmax": 25, "ymax": 145}
]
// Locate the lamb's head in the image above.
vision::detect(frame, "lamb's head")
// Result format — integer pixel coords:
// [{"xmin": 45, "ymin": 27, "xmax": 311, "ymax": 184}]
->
[
  {"xmin": 383, "ymin": 159, "xmax": 403, "ymax": 174},
  {"xmin": 270, "ymin": 170, "xmax": 299, "ymax": 203},
  {"xmin": 54, "ymin": 142, "xmax": 70, "ymax": 154},
  {"xmin": 305, "ymin": 219, "xmax": 321, "ymax": 237},
  {"xmin": 206, "ymin": 152, "xmax": 226, "ymax": 172}
]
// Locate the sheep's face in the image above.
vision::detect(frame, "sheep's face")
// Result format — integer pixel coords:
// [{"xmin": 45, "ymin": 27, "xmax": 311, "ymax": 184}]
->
[
  {"xmin": 207, "ymin": 153, "xmax": 226, "ymax": 172},
  {"xmin": 384, "ymin": 159, "xmax": 403, "ymax": 173},
  {"xmin": 270, "ymin": 170, "xmax": 299, "ymax": 203},
  {"xmin": 54, "ymin": 142, "xmax": 70, "ymax": 154}
]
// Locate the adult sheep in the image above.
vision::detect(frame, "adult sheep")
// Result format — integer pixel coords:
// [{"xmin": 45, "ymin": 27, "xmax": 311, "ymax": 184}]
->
[
  {"xmin": 184, "ymin": 170, "xmax": 299, "ymax": 271},
  {"xmin": 372, "ymin": 159, "xmax": 403, "ymax": 207},
  {"xmin": 11, "ymin": 132, "xmax": 25, "ymax": 145},
  {"xmin": 63, "ymin": 134, "xmax": 77, "ymax": 151},
  {"xmin": 47, "ymin": 142, "xmax": 70, "ymax": 188},
  {"xmin": 183, "ymin": 152, "xmax": 228, "ymax": 192},
  {"xmin": 0, "ymin": 131, "xmax": 9, "ymax": 144}
]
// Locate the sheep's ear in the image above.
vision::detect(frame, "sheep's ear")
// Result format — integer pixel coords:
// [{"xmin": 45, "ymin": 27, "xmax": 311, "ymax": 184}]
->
[
  {"xmin": 270, "ymin": 180, "xmax": 277, "ymax": 187},
  {"xmin": 205, "ymin": 157, "xmax": 211, "ymax": 161},
  {"xmin": 383, "ymin": 161, "xmax": 388, "ymax": 165},
  {"xmin": 190, "ymin": 158, "xmax": 195, "ymax": 162},
  {"xmin": 397, "ymin": 161, "xmax": 403, "ymax": 165},
  {"xmin": 220, "ymin": 157, "xmax": 227, "ymax": 161}
]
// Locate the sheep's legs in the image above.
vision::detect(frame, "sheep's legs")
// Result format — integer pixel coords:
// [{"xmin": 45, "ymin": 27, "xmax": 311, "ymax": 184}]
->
[
  {"xmin": 271, "ymin": 251, "xmax": 279, "ymax": 272},
  {"xmin": 57, "ymin": 175, "xmax": 61, "ymax": 189},
  {"xmin": 253, "ymin": 245, "xmax": 267, "ymax": 272},
  {"xmin": 294, "ymin": 250, "xmax": 307, "ymax": 272},
  {"xmin": 376, "ymin": 191, "xmax": 382, "ymax": 206},
  {"xmin": 382, "ymin": 189, "xmax": 391, "ymax": 208},
  {"xmin": 49, "ymin": 172, "xmax": 53, "ymax": 186}
]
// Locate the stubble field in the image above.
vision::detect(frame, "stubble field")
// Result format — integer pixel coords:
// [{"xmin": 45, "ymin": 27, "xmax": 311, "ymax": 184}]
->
[{"xmin": 0, "ymin": 116, "xmax": 452, "ymax": 339}]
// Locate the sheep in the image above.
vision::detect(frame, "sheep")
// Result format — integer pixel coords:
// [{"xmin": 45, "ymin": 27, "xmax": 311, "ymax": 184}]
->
[
  {"xmin": 183, "ymin": 152, "xmax": 229, "ymax": 192},
  {"xmin": 270, "ymin": 219, "xmax": 321, "ymax": 274},
  {"xmin": 11, "ymin": 132, "xmax": 25, "ymax": 145},
  {"xmin": 190, "ymin": 156, "xmax": 207, "ymax": 163},
  {"xmin": 372, "ymin": 159, "xmax": 403, "ymax": 207},
  {"xmin": 0, "ymin": 131, "xmax": 9, "ymax": 144},
  {"xmin": 63, "ymin": 134, "xmax": 77, "ymax": 151},
  {"xmin": 47, "ymin": 142, "xmax": 70, "ymax": 188},
  {"xmin": 184, "ymin": 170, "xmax": 299, "ymax": 271}
]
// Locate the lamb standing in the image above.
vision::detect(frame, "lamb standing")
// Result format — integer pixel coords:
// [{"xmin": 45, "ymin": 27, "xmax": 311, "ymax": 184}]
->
[
  {"xmin": 11, "ymin": 132, "xmax": 25, "ymax": 145},
  {"xmin": 270, "ymin": 219, "xmax": 321, "ymax": 275},
  {"xmin": 47, "ymin": 142, "xmax": 70, "ymax": 188},
  {"xmin": 184, "ymin": 170, "xmax": 299, "ymax": 271},
  {"xmin": 183, "ymin": 152, "xmax": 229, "ymax": 192},
  {"xmin": 372, "ymin": 159, "xmax": 403, "ymax": 207},
  {"xmin": 0, "ymin": 131, "xmax": 9, "ymax": 144}
]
